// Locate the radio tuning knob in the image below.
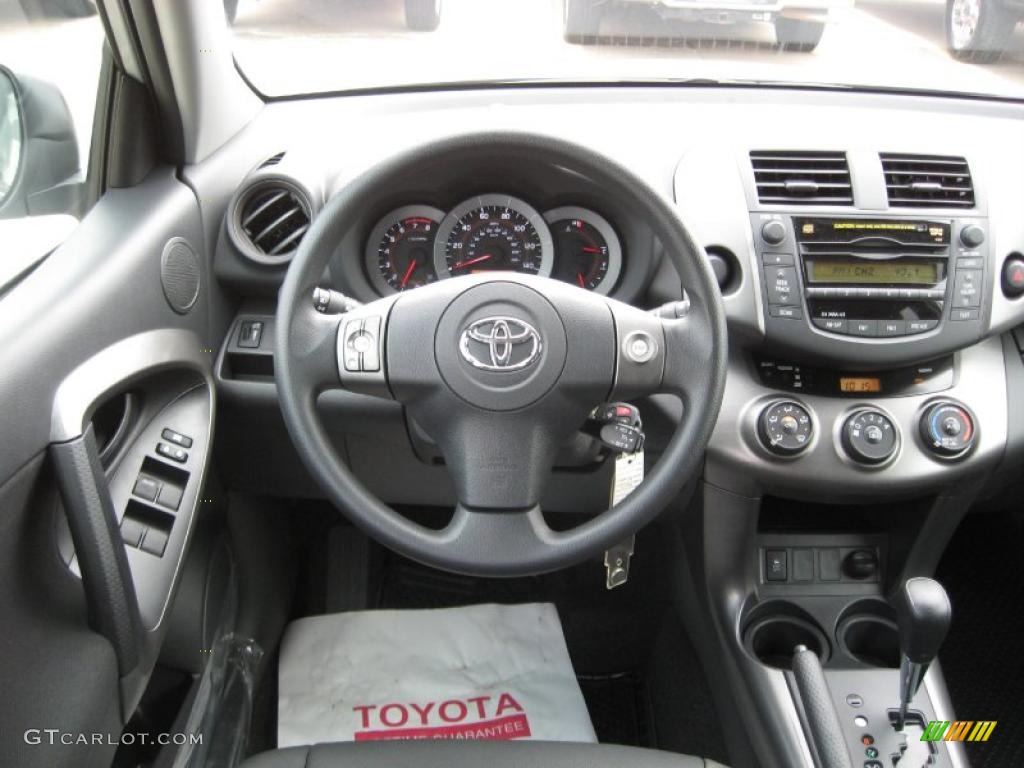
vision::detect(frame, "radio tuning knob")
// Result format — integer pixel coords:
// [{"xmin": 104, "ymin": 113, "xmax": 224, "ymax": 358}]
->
[
  {"xmin": 960, "ymin": 224, "xmax": 985, "ymax": 248},
  {"xmin": 761, "ymin": 220, "xmax": 787, "ymax": 246}
]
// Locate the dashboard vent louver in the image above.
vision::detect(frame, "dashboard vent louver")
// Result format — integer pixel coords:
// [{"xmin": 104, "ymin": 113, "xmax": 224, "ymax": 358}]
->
[
  {"xmin": 234, "ymin": 181, "xmax": 311, "ymax": 264},
  {"xmin": 751, "ymin": 151, "xmax": 853, "ymax": 206},
  {"xmin": 881, "ymin": 153, "xmax": 975, "ymax": 208}
]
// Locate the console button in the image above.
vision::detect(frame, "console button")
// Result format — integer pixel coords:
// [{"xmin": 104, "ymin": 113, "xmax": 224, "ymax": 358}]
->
[
  {"xmin": 849, "ymin": 320, "xmax": 878, "ymax": 337},
  {"xmin": 1002, "ymin": 255, "xmax": 1024, "ymax": 298},
  {"xmin": 843, "ymin": 550, "xmax": 879, "ymax": 580},
  {"xmin": 769, "ymin": 305, "xmax": 802, "ymax": 319},
  {"xmin": 765, "ymin": 549, "xmax": 787, "ymax": 582},
  {"xmin": 814, "ymin": 317, "xmax": 848, "ymax": 334},
  {"xmin": 793, "ymin": 549, "xmax": 814, "ymax": 581},
  {"xmin": 140, "ymin": 528, "xmax": 169, "ymax": 557},
  {"xmin": 120, "ymin": 517, "xmax": 145, "ymax": 548},
  {"xmin": 879, "ymin": 320, "xmax": 906, "ymax": 337},
  {"xmin": 819, "ymin": 549, "xmax": 841, "ymax": 581},
  {"xmin": 957, "ymin": 256, "xmax": 984, "ymax": 270},
  {"xmin": 920, "ymin": 402, "xmax": 976, "ymax": 458},
  {"xmin": 950, "ymin": 308, "xmax": 979, "ymax": 322},
  {"xmin": 953, "ymin": 269, "xmax": 983, "ymax": 308},
  {"xmin": 133, "ymin": 475, "xmax": 160, "ymax": 502},
  {"xmin": 762, "ymin": 252, "xmax": 794, "ymax": 266},
  {"xmin": 842, "ymin": 409, "xmax": 899, "ymax": 465},
  {"xmin": 766, "ymin": 266, "xmax": 798, "ymax": 305},
  {"xmin": 237, "ymin": 320, "xmax": 264, "ymax": 349}
]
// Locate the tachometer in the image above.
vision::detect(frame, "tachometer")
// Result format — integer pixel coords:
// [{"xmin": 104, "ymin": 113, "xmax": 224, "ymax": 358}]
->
[
  {"xmin": 434, "ymin": 195, "xmax": 553, "ymax": 279},
  {"xmin": 366, "ymin": 205, "xmax": 444, "ymax": 294},
  {"xmin": 544, "ymin": 207, "xmax": 622, "ymax": 296}
]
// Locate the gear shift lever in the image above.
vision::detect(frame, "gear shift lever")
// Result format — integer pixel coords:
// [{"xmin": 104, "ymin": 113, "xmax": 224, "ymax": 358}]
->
[{"xmin": 892, "ymin": 577, "xmax": 952, "ymax": 731}]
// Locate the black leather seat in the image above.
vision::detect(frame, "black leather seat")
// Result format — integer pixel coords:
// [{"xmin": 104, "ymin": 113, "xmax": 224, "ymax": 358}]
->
[{"xmin": 240, "ymin": 741, "xmax": 728, "ymax": 768}]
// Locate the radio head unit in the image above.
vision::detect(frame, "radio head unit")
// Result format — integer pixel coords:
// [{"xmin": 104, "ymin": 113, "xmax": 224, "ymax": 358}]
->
[{"xmin": 751, "ymin": 214, "xmax": 989, "ymax": 366}]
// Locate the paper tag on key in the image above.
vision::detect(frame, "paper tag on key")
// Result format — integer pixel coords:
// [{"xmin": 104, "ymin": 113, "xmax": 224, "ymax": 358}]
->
[
  {"xmin": 605, "ymin": 450, "xmax": 643, "ymax": 589},
  {"xmin": 611, "ymin": 449, "xmax": 644, "ymax": 506}
]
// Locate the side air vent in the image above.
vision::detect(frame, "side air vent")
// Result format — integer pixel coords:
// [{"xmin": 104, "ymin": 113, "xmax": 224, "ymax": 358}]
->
[
  {"xmin": 260, "ymin": 151, "xmax": 286, "ymax": 168},
  {"xmin": 751, "ymin": 151, "xmax": 853, "ymax": 206},
  {"xmin": 881, "ymin": 154, "xmax": 975, "ymax": 209},
  {"xmin": 230, "ymin": 180, "xmax": 311, "ymax": 265}
]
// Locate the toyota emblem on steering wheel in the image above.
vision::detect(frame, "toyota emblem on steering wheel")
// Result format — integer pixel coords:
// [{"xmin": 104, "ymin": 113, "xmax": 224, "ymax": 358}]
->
[{"xmin": 459, "ymin": 316, "xmax": 542, "ymax": 372}]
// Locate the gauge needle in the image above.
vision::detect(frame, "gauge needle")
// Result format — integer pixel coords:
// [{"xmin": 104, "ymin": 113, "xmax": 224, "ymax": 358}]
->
[
  {"xmin": 451, "ymin": 253, "xmax": 492, "ymax": 270},
  {"xmin": 399, "ymin": 260, "xmax": 417, "ymax": 289},
  {"xmin": 576, "ymin": 272, "xmax": 586, "ymax": 288},
  {"xmin": 581, "ymin": 246, "xmax": 601, "ymax": 254}
]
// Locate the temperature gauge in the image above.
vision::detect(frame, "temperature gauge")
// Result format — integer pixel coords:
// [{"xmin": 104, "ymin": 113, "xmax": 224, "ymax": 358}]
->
[{"xmin": 544, "ymin": 207, "xmax": 622, "ymax": 295}]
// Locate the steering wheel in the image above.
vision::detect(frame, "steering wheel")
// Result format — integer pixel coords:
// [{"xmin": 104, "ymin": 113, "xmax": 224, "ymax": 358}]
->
[{"xmin": 275, "ymin": 132, "xmax": 727, "ymax": 577}]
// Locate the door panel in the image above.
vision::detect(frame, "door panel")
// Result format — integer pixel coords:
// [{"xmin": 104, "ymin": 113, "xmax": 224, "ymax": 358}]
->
[{"xmin": 0, "ymin": 167, "xmax": 219, "ymax": 768}]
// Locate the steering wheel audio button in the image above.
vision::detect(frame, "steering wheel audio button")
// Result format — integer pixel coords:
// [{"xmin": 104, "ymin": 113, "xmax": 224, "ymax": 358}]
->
[{"xmin": 623, "ymin": 331, "xmax": 657, "ymax": 364}]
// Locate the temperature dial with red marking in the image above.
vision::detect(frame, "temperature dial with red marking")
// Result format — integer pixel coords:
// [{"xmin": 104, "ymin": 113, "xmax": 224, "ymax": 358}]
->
[
  {"xmin": 758, "ymin": 400, "xmax": 814, "ymax": 456},
  {"xmin": 544, "ymin": 207, "xmax": 623, "ymax": 295},
  {"xmin": 920, "ymin": 402, "xmax": 976, "ymax": 458}
]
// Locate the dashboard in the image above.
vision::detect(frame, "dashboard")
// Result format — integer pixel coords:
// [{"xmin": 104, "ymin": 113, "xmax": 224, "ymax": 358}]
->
[
  {"xmin": 364, "ymin": 196, "xmax": 623, "ymax": 296},
  {"xmin": 201, "ymin": 85, "xmax": 1024, "ymax": 509}
]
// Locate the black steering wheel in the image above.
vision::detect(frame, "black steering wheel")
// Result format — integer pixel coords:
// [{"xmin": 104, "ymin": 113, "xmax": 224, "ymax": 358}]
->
[{"xmin": 275, "ymin": 132, "xmax": 727, "ymax": 577}]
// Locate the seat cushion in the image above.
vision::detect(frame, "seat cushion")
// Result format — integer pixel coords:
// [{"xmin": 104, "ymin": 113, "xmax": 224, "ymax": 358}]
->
[{"xmin": 240, "ymin": 741, "xmax": 727, "ymax": 768}]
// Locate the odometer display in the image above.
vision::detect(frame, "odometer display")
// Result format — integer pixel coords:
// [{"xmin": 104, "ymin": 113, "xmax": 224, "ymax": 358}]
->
[{"xmin": 435, "ymin": 195, "xmax": 553, "ymax": 279}]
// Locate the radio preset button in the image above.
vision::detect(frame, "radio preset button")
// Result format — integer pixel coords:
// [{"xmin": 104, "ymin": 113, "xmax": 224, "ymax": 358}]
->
[
  {"xmin": 951, "ymin": 308, "xmax": 980, "ymax": 321},
  {"xmin": 880, "ymin": 320, "xmax": 906, "ymax": 336},
  {"xmin": 849, "ymin": 320, "xmax": 878, "ymax": 337},
  {"xmin": 906, "ymin": 319, "xmax": 938, "ymax": 334},
  {"xmin": 814, "ymin": 317, "xmax": 848, "ymax": 333}
]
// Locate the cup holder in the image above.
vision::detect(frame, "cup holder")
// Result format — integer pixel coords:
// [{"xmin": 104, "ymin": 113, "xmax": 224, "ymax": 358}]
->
[
  {"xmin": 743, "ymin": 603, "xmax": 830, "ymax": 670},
  {"xmin": 838, "ymin": 613, "xmax": 900, "ymax": 668}
]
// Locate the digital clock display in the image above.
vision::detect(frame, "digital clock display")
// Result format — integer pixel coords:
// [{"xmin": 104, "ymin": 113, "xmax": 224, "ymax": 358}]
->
[
  {"xmin": 808, "ymin": 261, "xmax": 939, "ymax": 285},
  {"xmin": 839, "ymin": 377, "xmax": 882, "ymax": 393}
]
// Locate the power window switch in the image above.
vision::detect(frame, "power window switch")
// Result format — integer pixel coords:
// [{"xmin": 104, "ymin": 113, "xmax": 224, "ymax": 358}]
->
[
  {"xmin": 120, "ymin": 517, "xmax": 146, "ymax": 548},
  {"xmin": 156, "ymin": 442, "xmax": 188, "ymax": 463},
  {"xmin": 156, "ymin": 484, "xmax": 183, "ymax": 512},
  {"xmin": 765, "ymin": 549, "xmax": 788, "ymax": 582},
  {"xmin": 133, "ymin": 475, "xmax": 160, "ymax": 502},
  {"xmin": 140, "ymin": 528, "xmax": 169, "ymax": 557}
]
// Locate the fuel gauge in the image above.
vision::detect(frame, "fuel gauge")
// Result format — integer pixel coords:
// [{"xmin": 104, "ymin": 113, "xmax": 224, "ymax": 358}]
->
[{"xmin": 544, "ymin": 207, "xmax": 622, "ymax": 295}]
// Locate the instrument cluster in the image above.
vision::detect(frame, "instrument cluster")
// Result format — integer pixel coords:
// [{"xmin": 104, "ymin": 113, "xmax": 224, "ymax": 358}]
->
[{"xmin": 365, "ymin": 194, "xmax": 623, "ymax": 296}]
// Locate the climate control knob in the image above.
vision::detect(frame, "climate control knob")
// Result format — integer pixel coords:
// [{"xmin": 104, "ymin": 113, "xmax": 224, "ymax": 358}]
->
[
  {"xmin": 841, "ymin": 409, "xmax": 899, "ymax": 465},
  {"xmin": 920, "ymin": 402, "xmax": 976, "ymax": 458},
  {"xmin": 758, "ymin": 400, "xmax": 813, "ymax": 456}
]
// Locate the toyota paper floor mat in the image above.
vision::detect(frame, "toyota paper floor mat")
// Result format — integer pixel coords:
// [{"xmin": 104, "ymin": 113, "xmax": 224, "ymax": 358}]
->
[{"xmin": 277, "ymin": 603, "xmax": 597, "ymax": 748}]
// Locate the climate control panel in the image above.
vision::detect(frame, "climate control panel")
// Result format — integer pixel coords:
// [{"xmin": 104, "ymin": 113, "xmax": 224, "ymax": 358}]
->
[{"xmin": 920, "ymin": 401, "xmax": 977, "ymax": 459}]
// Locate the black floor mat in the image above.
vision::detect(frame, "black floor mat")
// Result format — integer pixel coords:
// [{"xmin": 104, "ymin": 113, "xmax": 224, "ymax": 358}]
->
[
  {"xmin": 936, "ymin": 511, "xmax": 1024, "ymax": 768},
  {"xmin": 578, "ymin": 671, "xmax": 654, "ymax": 748}
]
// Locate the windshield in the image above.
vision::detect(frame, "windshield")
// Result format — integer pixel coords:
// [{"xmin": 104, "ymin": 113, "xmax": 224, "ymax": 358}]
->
[{"xmin": 231, "ymin": 0, "xmax": 1024, "ymax": 99}]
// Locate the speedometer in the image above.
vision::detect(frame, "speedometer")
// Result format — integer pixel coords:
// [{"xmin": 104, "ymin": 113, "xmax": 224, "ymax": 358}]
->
[{"xmin": 434, "ymin": 195, "xmax": 553, "ymax": 279}]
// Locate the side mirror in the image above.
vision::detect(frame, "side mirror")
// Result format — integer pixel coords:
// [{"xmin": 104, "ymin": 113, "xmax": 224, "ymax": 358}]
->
[{"xmin": 0, "ymin": 64, "xmax": 82, "ymax": 220}]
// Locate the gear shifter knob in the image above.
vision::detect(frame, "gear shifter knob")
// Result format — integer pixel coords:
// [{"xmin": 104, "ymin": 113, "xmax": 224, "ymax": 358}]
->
[
  {"xmin": 894, "ymin": 577, "xmax": 952, "ymax": 663},
  {"xmin": 892, "ymin": 577, "xmax": 951, "ymax": 730}
]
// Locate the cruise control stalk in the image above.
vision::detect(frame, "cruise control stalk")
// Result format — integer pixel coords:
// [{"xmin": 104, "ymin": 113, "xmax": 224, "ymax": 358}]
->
[{"xmin": 312, "ymin": 287, "xmax": 362, "ymax": 315}]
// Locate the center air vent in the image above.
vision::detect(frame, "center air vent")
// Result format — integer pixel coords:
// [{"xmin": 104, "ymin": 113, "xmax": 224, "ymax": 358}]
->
[
  {"xmin": 881, "ymin": 154, "xmax": 975, "ymax": 209},
  {"xmin": 230, "ymin": 180, "xmax": 311, "ymax": 265},
  {"xmin": 751, "ymin": 151, "xmax": 853, "ymax": 206}
]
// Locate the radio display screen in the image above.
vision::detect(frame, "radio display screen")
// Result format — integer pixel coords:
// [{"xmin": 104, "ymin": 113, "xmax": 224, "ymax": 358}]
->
[{"xmin": 808, "ymin": 261, "xmax": 940, "ymax": 284}]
